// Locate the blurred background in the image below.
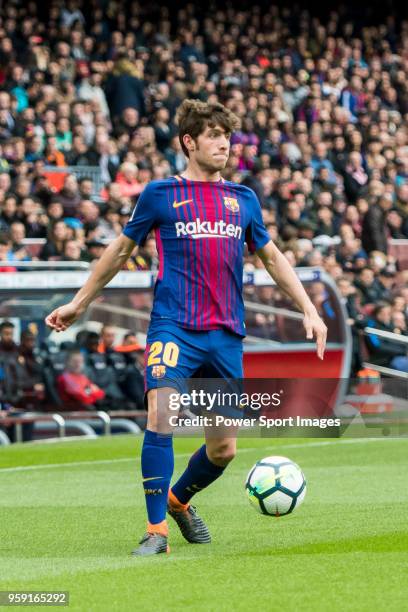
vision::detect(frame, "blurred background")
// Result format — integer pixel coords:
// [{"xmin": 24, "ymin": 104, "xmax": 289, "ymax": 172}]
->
[{"xmin": 0, "ymin": 0, "xmax": 407, "ymax": 442}]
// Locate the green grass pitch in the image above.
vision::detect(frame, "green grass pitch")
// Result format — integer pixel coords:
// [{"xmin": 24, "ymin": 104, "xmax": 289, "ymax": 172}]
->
[{"xmin": 1, "ymin": 434, "xmax": 408, "ymax": 611}]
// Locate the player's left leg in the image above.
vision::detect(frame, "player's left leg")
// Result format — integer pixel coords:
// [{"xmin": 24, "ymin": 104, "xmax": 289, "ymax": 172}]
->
[
  {"xmin": 170, "ymin": 435, "xmax": 236, "ymax": 506},
  {"xmin": 168, "ymin": 430, "xmax": 238, "ymax": 543},
  {"xmin": 169, "ymin": 328, "xmax": 243, "ymax": 542}
]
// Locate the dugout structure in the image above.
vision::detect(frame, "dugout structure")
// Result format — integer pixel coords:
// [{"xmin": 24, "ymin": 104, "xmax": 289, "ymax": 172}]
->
[{"xmin": 0, "ymin": 267, "xmax": 351, "ymax": 420}]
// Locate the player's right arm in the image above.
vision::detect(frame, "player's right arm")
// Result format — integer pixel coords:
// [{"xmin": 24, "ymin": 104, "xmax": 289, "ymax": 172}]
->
[
  {"xmin": 45, "ymin": 234, "xmax": 136, "ymax": 331},
  {"xmin": 45, "ymin": 182, "xmax": 160, "ymax": 332}
]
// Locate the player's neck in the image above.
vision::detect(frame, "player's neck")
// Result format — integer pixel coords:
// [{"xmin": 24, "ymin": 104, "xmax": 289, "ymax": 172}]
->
[{"xmin": 181, "ymin": 162, "xmax": 221, "ymax": 182}]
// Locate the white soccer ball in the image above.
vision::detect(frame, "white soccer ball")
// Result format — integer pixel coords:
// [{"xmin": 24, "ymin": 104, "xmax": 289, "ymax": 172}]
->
[{"xmin": 245, "ymin": 455, "xmax": 306, "ymax": 516}]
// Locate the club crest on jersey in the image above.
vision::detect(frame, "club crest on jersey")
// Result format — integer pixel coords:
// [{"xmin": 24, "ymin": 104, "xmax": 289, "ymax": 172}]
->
[
  {"xmin": 152, "ymin": 365, "xmax": 166, "ymax": 379},
  {"xmin": 223, "ymin": 197, "xmax": 239, "ymax": 213}
]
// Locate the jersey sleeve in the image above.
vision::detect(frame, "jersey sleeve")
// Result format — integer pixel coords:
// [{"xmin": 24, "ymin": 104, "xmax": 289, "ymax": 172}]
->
[
  {"xmin": 245, "ymin": 191, "xmax": 270, "ymax": 254},
  {"xmin": 122, "ymin": 183, "xmax": 160, "ymax": 246}
]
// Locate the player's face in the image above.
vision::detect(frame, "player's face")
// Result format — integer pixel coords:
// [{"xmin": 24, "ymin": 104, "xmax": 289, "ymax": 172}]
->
[{"xmin": 193, "ymin": 125, "xmax": 231, "ymax": 172}]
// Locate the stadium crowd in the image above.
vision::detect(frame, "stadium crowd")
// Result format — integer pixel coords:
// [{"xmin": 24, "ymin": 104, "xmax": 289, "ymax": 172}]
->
[
  {"xmin": 0, "ymin": 319, "xmax": 146, "ymax": 412},
  {"xmin": 0, "ymin": 0, "xmax": 407, "ymax": 387}
]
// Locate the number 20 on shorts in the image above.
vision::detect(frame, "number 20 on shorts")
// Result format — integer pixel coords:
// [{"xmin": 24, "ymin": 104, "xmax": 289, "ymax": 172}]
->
[{"xmin": 147, "ymin": 341, "xmax": 179, "ymax": 367}]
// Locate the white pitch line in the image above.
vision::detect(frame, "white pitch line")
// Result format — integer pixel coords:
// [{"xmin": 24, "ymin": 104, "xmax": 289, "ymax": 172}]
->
[{"xmin": 0, "ymin": 437, "xmax": 399, "ymax": 475}]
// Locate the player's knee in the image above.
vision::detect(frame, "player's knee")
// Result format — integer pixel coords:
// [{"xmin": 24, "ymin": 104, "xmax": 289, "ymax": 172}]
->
[{"xmin": 207, "ymin": 442, "xmax": 236, "ymax": 466}]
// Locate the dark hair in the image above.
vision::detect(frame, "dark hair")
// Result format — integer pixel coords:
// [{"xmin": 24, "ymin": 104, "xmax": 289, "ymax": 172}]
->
[
  {"xmin": 75, "ymin": 329, "xmax": 89, "ymax": 347},
  {"xmin": 21, "ymin": 330, "xmax": 35, "ymax": 341},
  {"xmin": 123, "ymin": 332, "xmax": 135, "ymax": 341},
  {"xmin": 46, "ymin": 219, "xmax": 66, "ymax": 243},
  {"xmin": 0, "ymin": 320, "xmax": 14, "ymax": 332},
  {"xmin": 176, "ymin": 99, "xmax": 240, "ymax": 157},
  {"xmin": 374, "ymin": 302, "xmax": 391, "ymax": 317},
  {"xmin": 86, "ymin": 331, "xmax": 100, "ymax": 342}
]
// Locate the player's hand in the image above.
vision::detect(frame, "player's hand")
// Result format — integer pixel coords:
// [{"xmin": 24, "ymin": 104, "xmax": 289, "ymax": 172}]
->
[
  {"xmin": 45, "ymin": 302, "xmax": 84, "ymax": 332},
  {"xmin": 303, "ymin": 309, "xmax": 327, "ymax": 360}
]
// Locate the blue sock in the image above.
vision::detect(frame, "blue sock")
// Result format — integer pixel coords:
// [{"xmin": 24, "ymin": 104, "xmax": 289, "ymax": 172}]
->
[
  {"xmin": 141, "ymin": 429, "xmax": 174, "ymax": 526},
  {"xmin": 171, "ymin": 445, "xmax": 225, "ymax": 505}
]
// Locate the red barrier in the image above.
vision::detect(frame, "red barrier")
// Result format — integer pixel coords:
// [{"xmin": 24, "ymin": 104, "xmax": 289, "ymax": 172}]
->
[
  {"xmin": 243, "ymin": 348, "xmax": 346, "ymax": 419},
  {"xmin": 244, "ymin": 348, "xmax": 345, "ymax": 378}
]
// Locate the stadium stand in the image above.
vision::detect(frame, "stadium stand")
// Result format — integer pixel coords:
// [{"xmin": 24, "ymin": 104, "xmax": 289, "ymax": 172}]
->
[
  {"xmin": 0, "ymin": 321, "xmax": 146, "ymax": 414},
  {"xmin": 0, "ymin": 0, "xmax": 407, "ymax": 433}
]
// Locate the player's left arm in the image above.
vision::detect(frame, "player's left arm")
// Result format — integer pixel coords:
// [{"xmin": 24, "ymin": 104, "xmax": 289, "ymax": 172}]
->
[{"xmin": 256, "ymin": 240, "xmax": 327, "ymax": 359}]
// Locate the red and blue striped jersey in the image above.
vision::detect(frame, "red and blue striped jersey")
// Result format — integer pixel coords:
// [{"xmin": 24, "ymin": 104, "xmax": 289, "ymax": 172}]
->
[{"xmin": 123, "ymin": 176, "xmax": 270, "ymax": 336}]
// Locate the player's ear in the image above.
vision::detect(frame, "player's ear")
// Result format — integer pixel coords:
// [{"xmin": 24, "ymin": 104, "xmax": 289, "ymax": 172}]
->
[{"xmin": 183, "ymin": 134, "xmax": 195, "ymax": 153}]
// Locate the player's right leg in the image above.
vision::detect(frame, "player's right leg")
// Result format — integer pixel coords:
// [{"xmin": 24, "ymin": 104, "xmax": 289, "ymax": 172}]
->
[
  {"xmin": 131, "ymin": 387, "xmax": 177, "ymax": 556},
  {"xmin": 132, "ymin": 322, "xmax": 208, "ymax": 556}
]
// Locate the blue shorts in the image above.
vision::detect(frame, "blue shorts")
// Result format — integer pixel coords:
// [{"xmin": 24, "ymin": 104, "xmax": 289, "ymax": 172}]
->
[{"xmin": 145, "ymin": 321, "xmax": 243, "ymax": 393}]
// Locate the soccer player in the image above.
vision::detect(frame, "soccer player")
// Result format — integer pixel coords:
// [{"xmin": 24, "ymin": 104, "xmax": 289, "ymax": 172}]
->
[{"xmin": 45, "ymin": 100, "xmax": 327, "ymax": 556}]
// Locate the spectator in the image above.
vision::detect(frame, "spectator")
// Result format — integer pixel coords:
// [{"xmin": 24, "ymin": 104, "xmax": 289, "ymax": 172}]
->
[
  {"xmin": 310, "ymin": 143, "xmax": 336, "ymax": 185},
  {"xmin": 84, "ymin": 238, "xmax": 106, "ymax": 262},
  {"xmin": 78, "ymin": 177, "xmax": 94, "ymax": 199},
  {"xmin": 39, "ymin": 221, "xmax": 68, "ymax": 260},
  {"xmin": 65, "ymin": 137, "xmax": 96, "ymax": 166},
  {"xmin": 115, "ymin": 332, "xmax": 143, "ymax": 353},
  {"xmin": 62, "ymin": 239, "xmax": 83, "ymax": 262},
  {"xmin": 78, "ymin": 331, "xmax": 99, "ymax": 357},
  {"xmin": 136, "ymin": 237, "xmax": 159, "ymax": 271},
  {"xmin": 1, "ymin": 195, "xmax": 19, "ymax": 228},
  {"xmin": 0, "ymin": 321, "xmax": 19, "ymax": 359},
  {"xmin": 0, "ymin": 236, "xmax": 17, "ymax": 271},
  {"xmin": 105, "ymin": 56, "xmax": 145, "ymax": 118},
  {"xmin": 343, "ymin": 152, "xmax": 369, "ymax": 203},
  {"xmin": 355, "ymin": 267, "xmax": 384, "ymax": 305},
  {"xmin": 18, "ymin": 330, "xmax": 45, "ymax": 407},
  {"xmin": 0, "ymin": 0, "xmax": 406, "ymax": 379},
  {"xmin": 115, "ymin": 162, "xmax": 143, "ymax": 198},
  {"xmin": 47, "ymin": 201, "xmax": 64, "ymax": 222},
  {"xmin": 164, "ymin": 136, "xmax": 186, "ymax": 174},
  {"xmin": 337, "ymin": 276, "xmax": 367, "ymax": 371},
  {"xmin": 77, "ymin": 71, "xmax": 110, "ymax": 119},
  {"xmin": 9, "ymin": 222, "xmax": 30, "ymax": 261},
  {"xmin": 361, "ymin": 194, "xmax": 394, "ymax": 254},
  {"xmin": 377, "ymin": 268, "xmax": 397, "ymax": 302},
  {"xmin": 58, "ymin": 174, "xmax": 81, "ymax": 217},
  {"xmin": 153, "ymin": 107, "xmax": 174, "ymax": 152},
  {"xmin": 392, "ymin": 311, "xmax": 407, "ymax": 335},
  {"xmin": 366, "ymin": 303, "xmax": 408, "ymax": 372},
  {"xmin": 98, "ymin": 325, "xmax": 116, "ymax": 354},
  {"xmin": 57, "ymin": 350, "xmax": 105, "ymax": 409},
  {"xmin": 20, "ymin": 197, "xmax": 47, "ymax": 238},
  {"xmin": 340, "ymin": 76, "xmax": 366, "ymax": 121},
  {"xmin": 44, "ymin": 137, "xmax": 66, "ymax": 167}
]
